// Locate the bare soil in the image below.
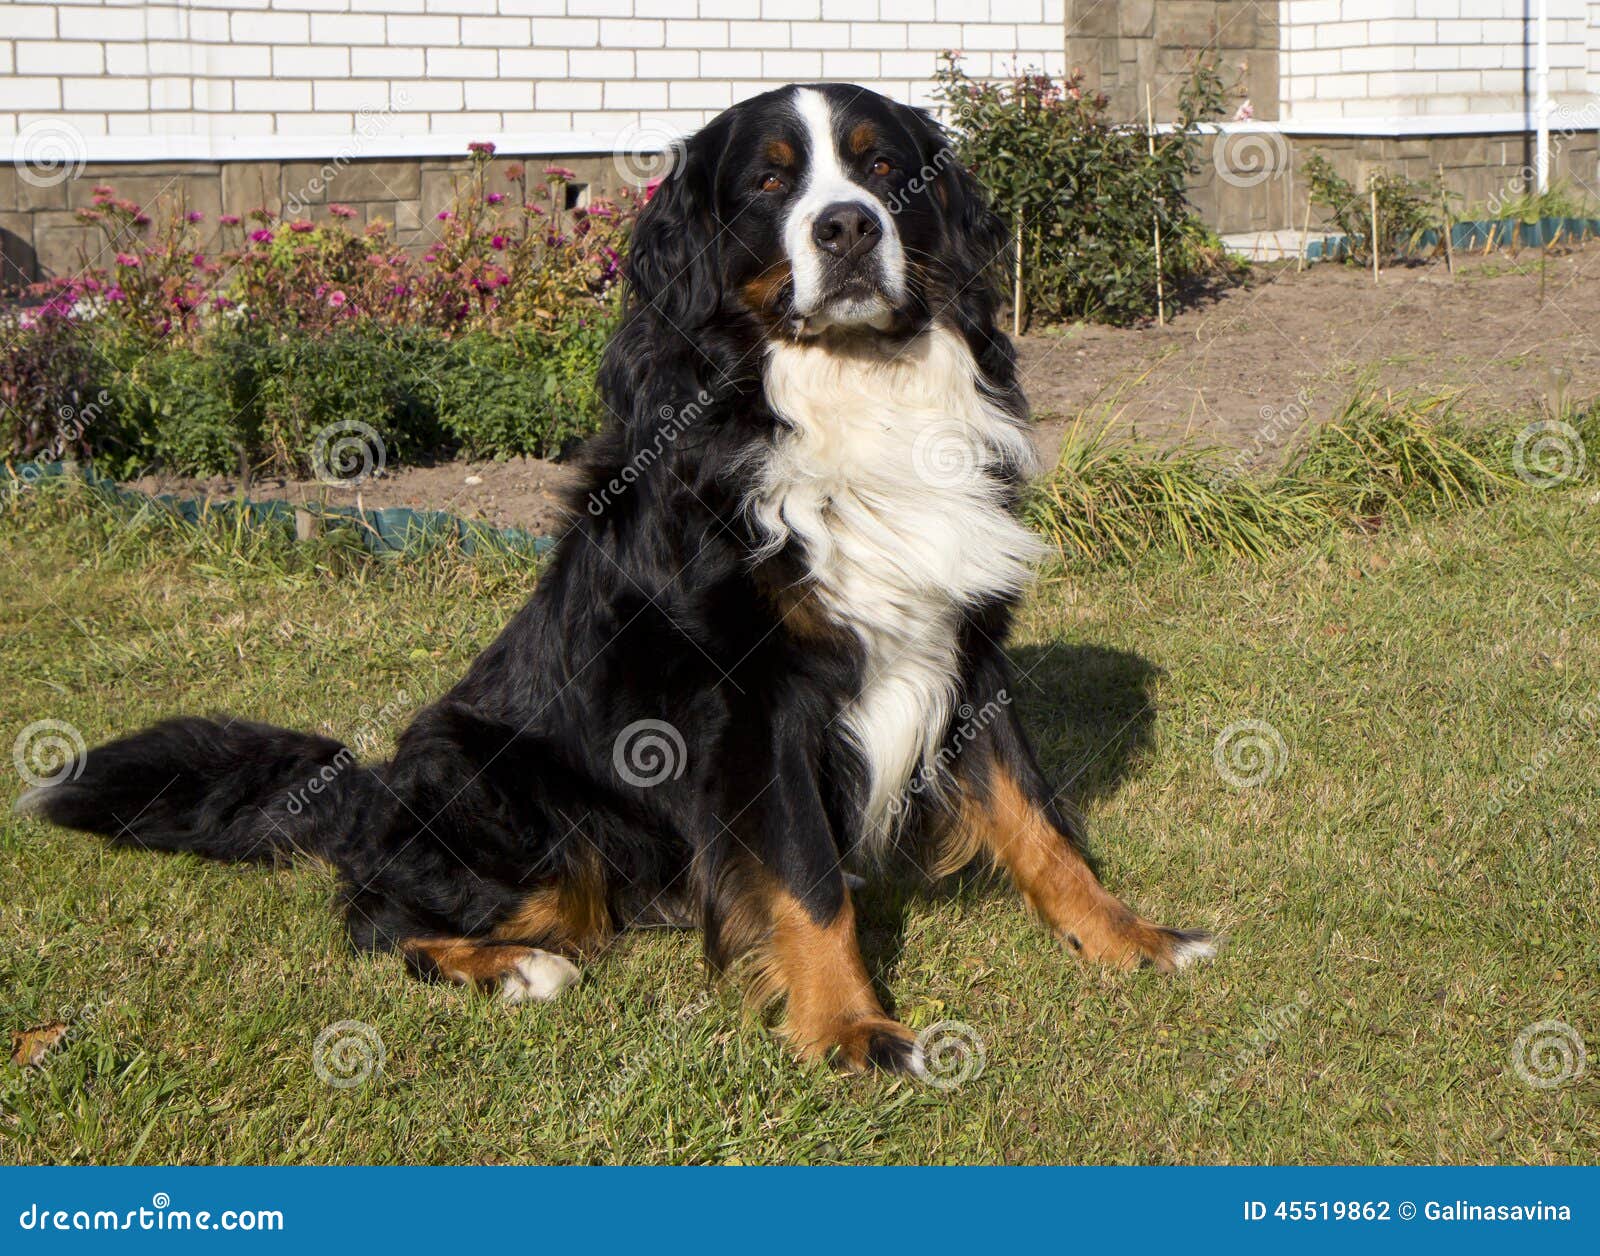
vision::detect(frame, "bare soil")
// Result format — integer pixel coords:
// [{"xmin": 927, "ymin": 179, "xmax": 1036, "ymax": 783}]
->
[{"xmin": 137, "ymin": 239, "xmax": 1600, "ymax": 536}]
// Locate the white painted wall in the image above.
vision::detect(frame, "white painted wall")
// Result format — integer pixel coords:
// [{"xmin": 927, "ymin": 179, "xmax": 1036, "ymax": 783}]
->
[
  {"xmin": 1279, "ymin": 0, "xmax": 1593, "ymax": 129},
  {"xmin": 0, "ymin": 0, "xmax": 1067, "ymax": 161}
]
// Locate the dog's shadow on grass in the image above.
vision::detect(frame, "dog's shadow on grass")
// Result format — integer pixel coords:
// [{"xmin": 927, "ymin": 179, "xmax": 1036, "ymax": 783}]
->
[{"xmin": 858, "ymin": 641, "xmax": 1162, "ymax": 1000}]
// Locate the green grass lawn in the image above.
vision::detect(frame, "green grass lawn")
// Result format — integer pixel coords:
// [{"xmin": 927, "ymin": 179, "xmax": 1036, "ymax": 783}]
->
[{"xmin": 2, "ymin": 481, "xmax": 1596, "ymax": 1164}]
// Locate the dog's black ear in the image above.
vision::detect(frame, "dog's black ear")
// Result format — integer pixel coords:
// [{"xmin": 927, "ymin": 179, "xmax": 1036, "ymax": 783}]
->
[{"xmin": 626, "ymin": 129, "xmax": 725, "ymax": 333}]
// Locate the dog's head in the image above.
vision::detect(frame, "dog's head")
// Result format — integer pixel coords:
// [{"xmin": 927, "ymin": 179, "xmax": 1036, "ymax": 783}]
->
[{"xmin": 627, "ymin": 83, "xmax": 1004, "ymax": 343}]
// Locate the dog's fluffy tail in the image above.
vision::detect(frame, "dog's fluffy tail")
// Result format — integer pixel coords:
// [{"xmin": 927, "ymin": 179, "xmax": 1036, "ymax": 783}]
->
[{"xmin": 15, "ymin": 716, "xmax": 377, "ymax": 864}]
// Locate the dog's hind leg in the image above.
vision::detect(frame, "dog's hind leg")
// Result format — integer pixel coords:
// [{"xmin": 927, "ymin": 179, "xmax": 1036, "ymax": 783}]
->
[{"xmin": 402, "ymin": 937, "xmax": 581, "ymax": 1004}]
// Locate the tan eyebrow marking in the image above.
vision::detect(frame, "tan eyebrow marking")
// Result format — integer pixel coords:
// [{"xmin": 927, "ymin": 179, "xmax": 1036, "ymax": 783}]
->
[
  {"xmin": 765, "ymin": 139, "xmax": 795, "ymax": 166},
  {"xmin": 848, "ymin": 123, "xmax": 877, "ymax": 155}
]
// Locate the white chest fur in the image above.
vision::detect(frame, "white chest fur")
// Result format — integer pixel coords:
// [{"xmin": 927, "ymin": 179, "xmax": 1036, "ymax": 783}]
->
[{"xmin": 747, "ymin": 325, "xmax": 1044, "ymax": 849}]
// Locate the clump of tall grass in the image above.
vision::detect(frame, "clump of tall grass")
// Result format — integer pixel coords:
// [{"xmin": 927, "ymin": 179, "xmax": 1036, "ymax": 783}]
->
[
  {"xmin": 1027, "ymin": 386, "xmax": 1597, "ymax": 567},
  {"xmin": 1292, "ymin": 388, "xmax": 1512, "ymax": 522},
  {"xmin": 1022, "ymin": 428, "xmax": 1331, "ymax": 564}
]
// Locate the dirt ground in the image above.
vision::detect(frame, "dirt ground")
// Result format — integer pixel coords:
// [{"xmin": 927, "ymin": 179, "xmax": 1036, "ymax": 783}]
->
[{"xmin": 138, "ymin": 238, "xmax": 1600, "ymax": 536}]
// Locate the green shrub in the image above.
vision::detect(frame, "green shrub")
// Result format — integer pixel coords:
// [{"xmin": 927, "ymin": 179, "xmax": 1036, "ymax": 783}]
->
[
  {"xmin": 933, "ymin": 53, "xmax": 1236, "ymax": 326},
  {"xmin": 1304, "ymin": 152, "xmax": 1441, "ymax": 262},
  {"xmin": 1, "ymin": 308, "xmax": 107, "ymax": 462},
  {"xmin": 432, "ymin": 316, "xmax": 617, "ymax": 459},
  {"xmin": 5, "ymin": 145, "xmax": 635, "ymax": 481},
  {"xmin": 112, "ymin": 345, "xmax": 246, "ymax": 477}
]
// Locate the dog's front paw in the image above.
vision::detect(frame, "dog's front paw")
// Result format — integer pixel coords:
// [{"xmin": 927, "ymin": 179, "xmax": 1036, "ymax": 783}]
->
[
  {"xmin": 813, "ymin": 1016, "xmax": 926, "ymax": 1076},
  {"xmin": 1063, "ymin": 917, "xmax": 1221, "ymax": 972},
  {"xmin": 1121, "ymin": 924, "xmax": 1220, "ymax": 972}
]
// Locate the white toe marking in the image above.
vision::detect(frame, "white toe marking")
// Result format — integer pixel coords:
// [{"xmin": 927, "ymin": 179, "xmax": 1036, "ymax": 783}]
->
[
  {"xmin": 1171, "ymin": 935, "xmax": 1220, "ymax": 969},
  {"xmin": 907, "ymin": 1041, "xmax": 929, "ymax": 1080},
  {"xmin": 499, "ymin": 951, "xmax": 580, "ymax": 1004}
]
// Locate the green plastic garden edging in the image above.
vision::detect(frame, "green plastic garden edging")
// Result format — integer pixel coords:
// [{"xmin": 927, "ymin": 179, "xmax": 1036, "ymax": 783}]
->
[
  {"xmin": 5, "ymin": 461, "xmax": 556, "ymax": 558},
  {"xmin": 1305, "ymin": 215, "xmax": 1600, "ymax": 261}
]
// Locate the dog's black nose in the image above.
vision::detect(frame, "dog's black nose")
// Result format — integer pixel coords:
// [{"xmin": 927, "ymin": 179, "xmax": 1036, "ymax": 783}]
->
[{"xmin": 811, "ymin": 201, "xmax": 881, "ymax": 258}]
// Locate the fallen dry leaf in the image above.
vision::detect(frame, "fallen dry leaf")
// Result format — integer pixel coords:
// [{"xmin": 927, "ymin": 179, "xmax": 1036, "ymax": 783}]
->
[{"xmin": 10, "ymin": 1022, "xmax": 68, "ymax": 1068}]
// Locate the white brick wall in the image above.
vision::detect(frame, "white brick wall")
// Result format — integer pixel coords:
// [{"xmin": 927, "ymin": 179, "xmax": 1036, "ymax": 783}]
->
[
  {"xmin": 1281, "ymin": 0, "xmax": 1593, "ymax": 124},
  {"xmin": 0, "ymin": 0, "xmax": 1068, "ymax": 158}
]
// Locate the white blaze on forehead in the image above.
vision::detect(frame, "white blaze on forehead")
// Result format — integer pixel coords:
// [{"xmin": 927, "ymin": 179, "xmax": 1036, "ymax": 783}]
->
[{"xmin": 784, "ymin": 87, "xmax": 907, "ymax": 322}]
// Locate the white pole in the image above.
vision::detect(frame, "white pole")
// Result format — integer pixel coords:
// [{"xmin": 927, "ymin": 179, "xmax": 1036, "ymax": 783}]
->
[{"xmin": 1535, "ymin": 0, "xmax": 1550, "ymax": 194}]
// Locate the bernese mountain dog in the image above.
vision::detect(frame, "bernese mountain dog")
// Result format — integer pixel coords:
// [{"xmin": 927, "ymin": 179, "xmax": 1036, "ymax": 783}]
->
[{"xmin": 20, "ymin": 84, "xmax": 1215, "ymax": 1076}]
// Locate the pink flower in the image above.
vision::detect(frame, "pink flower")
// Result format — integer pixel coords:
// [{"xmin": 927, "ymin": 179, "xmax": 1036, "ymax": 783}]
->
[
  {"xmin": 643, "ymin": 177, "xmax": 663, "ymax": 202},
  {"xmin": 92, "ymin": 184, "xmax": 113, "ymax": 196},
  {"xmin": 219, "ymin": 213, "xmax": 241, "ymax": 226},
  {"xmin": 187, "ymin": 210, "xmax": 205, "ymax": 223},
  {"xmin": 289, "ymin": 219, "xmax": 314, "ymax": 233},
  {"xmin": 328, "ymin": 290, "xmax": 348, "ymax": 308},
  {"xmin": 486, "ymin": 192, "xmax": 505, "ymax": 204},
  {"xmin": 1232, "ymin": 99, "xmax": 1255, "ymax": 122},
  {"xmin": 468, "ymin": 141, "xmax": 496, "ymax": 157},
  {"xmin": 544, "ymin": 165, "xmax": 577, "ymax": 180},
  {"xmin": 437, "ymin": 211, "xmax": 452, "ymax": 221},
  {"xmin": 106, "ymin": 286, "xmax": 126, "ymax": 303},
  {"xmin": 491, "ymin": 234, "xmax": 507, "ymax": 250},
  {"xmin": 250, "ymin": 228, "xmax": 273, "ymax": 243},
  {"xmin": 115, "ymin": 252, "xmax": 140, "ymax": 267},
  {"xmin": 423, "ymin": 253, "xmax": 437, "ymax": 262},
  {"xmin": 329, "ymin": 203, "xmax": 357, "ymax": 219}
]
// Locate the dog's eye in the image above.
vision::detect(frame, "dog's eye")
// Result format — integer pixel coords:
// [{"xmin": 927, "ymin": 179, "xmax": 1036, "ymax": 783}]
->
[
  {"xmin": 760, "ymin": 174, "xmax": 786, "ymax": 193},
  {"xmin": 871, "ymin": 158, "xmax": 894, "ymax": 177}
]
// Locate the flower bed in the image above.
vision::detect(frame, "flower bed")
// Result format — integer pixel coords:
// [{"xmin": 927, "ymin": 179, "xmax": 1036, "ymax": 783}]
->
[{"xmin": 3, "ymin": 146, "xmax": 638, "ymax": 481}]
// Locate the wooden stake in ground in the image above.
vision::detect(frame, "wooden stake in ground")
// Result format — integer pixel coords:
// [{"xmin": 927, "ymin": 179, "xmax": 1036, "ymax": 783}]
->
[
  {"xmin": 1146, "ymin": 85, "xmax": 1165, "ymax": 326},
  {"xmin": 1297, "ymin": 194, "xmax": 1313, "ymax": 273},
  {"xmin": 1370, "ymin": 185, "xmax": 1380, "ymax": 285},
  {"xmin": 1438, "ymin": 163, "xmax": 1455, "ymax": 277},
  {"xmin": 1012, "ymin": 215, "xmax": 1023, "ymax": 337}
]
